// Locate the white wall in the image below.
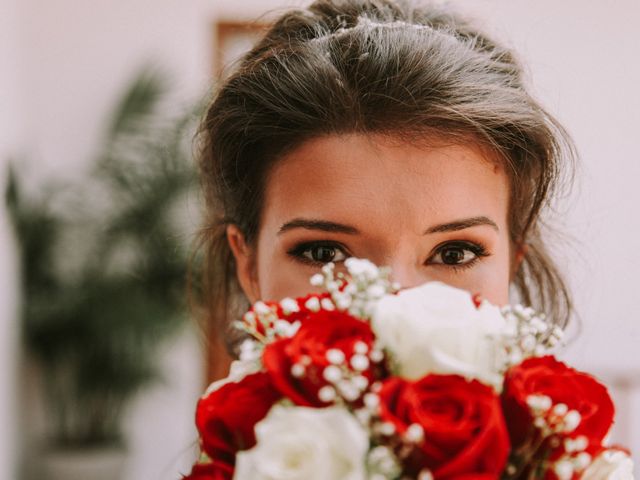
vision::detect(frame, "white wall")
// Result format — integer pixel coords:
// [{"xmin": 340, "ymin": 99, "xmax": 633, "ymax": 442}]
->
[
  {"xmin": 459, "ymin": 1, "xmax": 640, "ymax": 461},
  {"xmin": 0, "ymin": 0, "xmax": 26, "ymax": 477},
  {"xmin": 2, "ymin": 0, "xmax": 638, "ymax": 478}
]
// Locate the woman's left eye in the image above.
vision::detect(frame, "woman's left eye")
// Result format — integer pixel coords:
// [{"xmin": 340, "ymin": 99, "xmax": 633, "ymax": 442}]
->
[{"xmin": 428, "ymin": 241, "xmax": 489, "ymax": 269}]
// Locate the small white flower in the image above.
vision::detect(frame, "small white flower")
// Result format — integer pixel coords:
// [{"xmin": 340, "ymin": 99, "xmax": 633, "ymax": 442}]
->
[
  {"xmin": 322, "ymin": 262, "xmax": 335, "ymax": 274},
  {"xmin": 418, "ymin": 470, "xmax": 434, "ymax": 480},
  {"xmin": 405, "ymin": 423, "xmax": 425, "ymax": 443},
  {"xmin": 243, "ymin": 311, "xmax": 256, "ymax": 324},
  {"xmin": 350, "ymin": 354, "xmax": 370, "ymax": 371},
  {"xmin": 299, "ymin": 355, "xmax": 312, "ymax": 366},
  {"xmin": 352, "ymin": 375, "xmax": 369, "ymax": 391},
  {"xmin": 534, "ymin": 345, "xmax": 547, "ymax": 356},
  {"xmin": 274, "ymin": 319, "xmax": 300, "ymax": 337},
  {"xmin": 363, "ymin": 392, "xmax": 379, "ymax": 409},
  {"xmin": 520, "ymin": 335, "xmax": 537, "ymax": 351},
  {"xmin": 367, "ymin": 446, "xmax": 401, "ymax": 479},
  {"xmin": 321, "ymin": 298, "xmax": 336, "ymax": 311},
  {"xmin": 334, "ymin": 293, "xmax": 352, "ymax": 311},
  {"xmin": 280, "ymin": 297, "xmax": 300, "ymax": 315},
  {"xmin": 349, "ymin": 298, "xmax": 365, "ymax": 313},
  {"xmin": 234, "ymin": 406, "xmax": 368, "ymax": 480},
  {"xmin": 318, "ymin": 385, "xmax": 337, "ymax": 403},
  {"xmin": 326, "ymin": 281, "xmax": 340, "ymax": 292},
  {"xmin": 341, "ymin": 284, "xmax": 356, "ymax": 297},
  {"xmin": 238, "ymin": 339, "xmax": 262, "ymax": 362},
  {"xmin": 305, "ymin": 297, "xmax": 321, "ymax": 312},
  {"xmin": 372, "ymin": 282, "xmax": 508, "ymax": 388},
  {"xmin": 369, "ymin": 349, "xmax": 384, "ymax": 363},
  {"xmin": 574, "ymin": 452, "xmax": 593, "ymax": 470},
  {"xmin": 323, "ymin": 365, "xmax": 343, "ymax": 383},
  {"xmin": 534, "ymin": 417, "xmax": 547, "ymax": 429},
  {"xmin": 336, "ymin": 379, "xmax": 360, "ymax": 401},
  {"xmin": 581, "ymin": 450, "xmax": 634, "ymax": 480},
  {"xmin": 326, "ymin": 348, "xmax": 346, "ymax": 365},
  {"xmin": 527, "ymin": 394, "xmax": 552, "ymax": 413},
  {"xmin": 290, "ymin": 363, "xmax": 305, "ymax": 378},
  {"xmin": 573, "ymin": 436, "xmax": 589, "ymax": 452},
  {"xmin": 366, "ymin": 284, "xmax": 386, "ymax": 299},
  {"xmin": 553, "ymin": 403, "xmax": 569, "ymax": 416},
  {"xmin": 310, "ymin": 273, "xmax": 324, "ymax": 286},
  {"xmin": 253, "ymin": 301, "xmax": 271, "ymax": 315},
  {"xmin": 531, "ymin": 317, "xmax": 548, "ymax": 332},
  {"xmin": 345, "ymin": 257, "xmax": 378, "ymax": 280},
  {"xmin": 353, "ymin": 341, "xmax": 369, "ymax": 355},
  {"xmin": 554, "ymin": 460, "xmax": 574, "ymax": 480},
  {"xmin": 376, "ymin": 421, "xmax": 396, "ymax": 436},
  {"xmin": 563, "ymin": 410, "xmax": 582, "ymax": 432}
]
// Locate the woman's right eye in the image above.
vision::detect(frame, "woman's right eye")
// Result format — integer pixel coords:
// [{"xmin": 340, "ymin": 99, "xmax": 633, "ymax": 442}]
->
[{"xmin": 288, "ymin": 242, "xmax": 349, "ymax": 265}]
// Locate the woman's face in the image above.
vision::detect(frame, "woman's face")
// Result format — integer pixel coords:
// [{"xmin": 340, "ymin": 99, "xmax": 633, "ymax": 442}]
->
[{"xmin": 228, "ymin": 133, "xmax": 516, "ymax": 306}]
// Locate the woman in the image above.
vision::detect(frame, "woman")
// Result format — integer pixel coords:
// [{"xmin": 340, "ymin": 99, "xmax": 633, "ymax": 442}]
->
[{"xmin": 195, "ymin": 0, "xmax": 575, "ymax": 380}]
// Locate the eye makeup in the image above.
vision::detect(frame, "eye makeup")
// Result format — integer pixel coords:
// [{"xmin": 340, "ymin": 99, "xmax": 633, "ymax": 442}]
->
[{"xmin": 286, "ymin": 238, "xmax": 491, "ymax": 272}]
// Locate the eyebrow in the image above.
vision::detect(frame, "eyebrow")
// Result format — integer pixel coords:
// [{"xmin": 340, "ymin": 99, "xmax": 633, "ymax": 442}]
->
[
  {"xmin": 278, "ymin": 216, "xmax": 498, "ymax": 236},
  {"xmin": 278, "ymin": 218, "xmax": 360, "ymax": 235},
  {"xmin": 423, "ymin": 216, "xmax": 499, "ymax": 234}
]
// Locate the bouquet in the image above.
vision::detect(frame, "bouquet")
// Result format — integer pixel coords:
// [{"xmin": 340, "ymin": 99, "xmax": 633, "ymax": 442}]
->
[{"xmin": 184, "ymin": 258, "xmax": 633, "ymax": 480}]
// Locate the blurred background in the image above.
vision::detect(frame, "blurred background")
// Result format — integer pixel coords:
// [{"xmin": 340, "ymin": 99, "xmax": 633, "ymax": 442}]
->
[{"xmin": 1, "ymin": 0, "xmax": 639, "ymax": 479}]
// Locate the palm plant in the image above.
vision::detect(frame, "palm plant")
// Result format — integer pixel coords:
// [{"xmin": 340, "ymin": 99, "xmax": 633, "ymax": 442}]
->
[{"xmin": 6, "ymin": 67, "xmax": 203, "ymax": 448}]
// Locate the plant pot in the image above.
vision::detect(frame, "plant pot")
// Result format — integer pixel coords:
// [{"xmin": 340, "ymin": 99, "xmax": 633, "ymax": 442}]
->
[{"xmin": 39, "ymin": 446, "xmax": 127, "ymax": 480}]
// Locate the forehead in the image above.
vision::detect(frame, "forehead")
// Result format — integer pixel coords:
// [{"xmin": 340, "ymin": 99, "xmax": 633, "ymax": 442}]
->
[{"xmin": 262, "ymin": 134, "xmax": 509, "ymax": 233}]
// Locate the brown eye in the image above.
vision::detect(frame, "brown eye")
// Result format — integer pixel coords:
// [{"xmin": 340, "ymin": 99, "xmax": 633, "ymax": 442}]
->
[
  {"xmin": 441, "ymin": 246, "xmax": 468, "ymax": 264},
  {"xmin": 429, "ymin": 242, "xmax": 487, "ymax": 267},
  {"xmin": 290, "ymin": 242, "xmax": 349, "ymax": 265},
  {"xmin": 311, "ymin": 246, "xmax": 338, "ymax": 263}
]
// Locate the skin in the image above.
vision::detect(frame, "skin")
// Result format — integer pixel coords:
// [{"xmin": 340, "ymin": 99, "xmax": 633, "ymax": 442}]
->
[{"xmin": 227, "ymin": 133, "xmax": 523, "ymax": 307}]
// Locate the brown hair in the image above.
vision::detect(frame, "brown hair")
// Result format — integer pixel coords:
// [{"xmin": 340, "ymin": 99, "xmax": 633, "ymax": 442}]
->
[{"xmin": 193, "ymin": 0, "xmax": 575, "ymax": 359}]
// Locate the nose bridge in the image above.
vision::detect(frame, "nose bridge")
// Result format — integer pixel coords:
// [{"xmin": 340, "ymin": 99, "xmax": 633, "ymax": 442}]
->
[{"xmin": 384, "ymin": 249, "xmax": 425, "ymax": 291}]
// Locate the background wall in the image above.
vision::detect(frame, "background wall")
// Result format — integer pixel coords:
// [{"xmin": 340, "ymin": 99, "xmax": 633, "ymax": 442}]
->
[
  {"xmin": 1, "ymin": 0, "xmax": 638, "ymax": 478},
  {"xmin": 1, "ymin": 0, "xmax": 25, "ymax": 478}
]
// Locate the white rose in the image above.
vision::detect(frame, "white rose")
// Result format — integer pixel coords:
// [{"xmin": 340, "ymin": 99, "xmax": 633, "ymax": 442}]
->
[
  {"xmin": 234, "ymin": 405, "xmax": 368, "ymax": 480},
  {"xmin": 371, "ymin": 281, "xmax": 507, "ymax": 388},
  {"xmin": 582, "ymin": 450, "xmax": 635, "ymax": 480}
]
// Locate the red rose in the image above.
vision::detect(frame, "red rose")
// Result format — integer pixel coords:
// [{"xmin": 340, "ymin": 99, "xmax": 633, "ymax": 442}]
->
[
  {"xmin": 182, "ymin": 461, "xmax": 233, "ymax": 480},
  {"xmin": 263, "ymin": 310, "xmax": 382, "ymax": 406},
  {"xmin": 502, "ymin": 356, "xmax": 614, "ymax": 447},
  {"xmin": 379, "ymin": 375, "xmax": 510, "ymax": 479},
  {"xmin": 195, "ymin": 372, "xmax": 281, "ymax": 468}
]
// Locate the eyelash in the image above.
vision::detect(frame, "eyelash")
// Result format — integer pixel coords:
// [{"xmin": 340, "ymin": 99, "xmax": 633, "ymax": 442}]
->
[
  {"xmin": 286, "ymin": 240, "xmax": 490, "ymax": 272},
  {"xmin": 287, "ymin": 241, "xmax": 352, "ymax": 267},
  {"xmin": 431, "ymin": 240, "xmax": 490, "ymax": 273}
]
